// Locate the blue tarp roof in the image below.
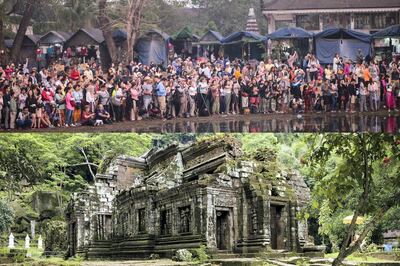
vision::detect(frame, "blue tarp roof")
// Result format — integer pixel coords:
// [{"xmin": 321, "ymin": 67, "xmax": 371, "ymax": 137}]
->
[
  {"xmin": 266, "ymin": 27, "xmax": 313, "ymax": 39},
  {"xmin": 222, "ymin": 31, "xmax": 264, "ymax": 44},
  {"xmin": 112, "ymin": 29, "xmax": 127, "ymax": 42},
  {"xmin": 4, "ymin": 39, "xmax": 13, "ymax": 49},
  {"xmin": 373, "ymin": 24, "xmax": 400, "ymax": 39},
  {"xmin": 205, "ymin": 30, "xmax": 224, "ymax": 42},
  {"xmin": 140, "ymin": 30, "xmax": 170, "ymax": 42},
  {"xmin": 315, "ymin": 28, "xmax": 371, "ymax": 43}
]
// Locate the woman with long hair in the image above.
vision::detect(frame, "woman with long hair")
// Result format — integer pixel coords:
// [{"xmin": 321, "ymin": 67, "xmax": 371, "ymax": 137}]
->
[
  {"xmin": 26, "ymin": 88, "xmax": 37, "ymax": 128},
  {"xmin": 65, "ymin": 86, "xmax": 76, "ymax": 127}
]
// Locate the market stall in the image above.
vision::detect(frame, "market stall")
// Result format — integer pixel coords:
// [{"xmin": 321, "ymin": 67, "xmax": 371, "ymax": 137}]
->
[
  {"xmin": 65, "ymin": 28, "xmax": 111, "ymax": 67},
  {"xmin": 373, "ymin": 24, "xmax": 400, "ymax": 62},
  {"xmin": 222, "ymin": 31, "xmax": 265, "ymax": 61},
  {"xmin": 135, "ymin": 30, "xmax": 170, "ymax": 67},
  {"xmin": 265, "ymin": 27, "xmax": 313, "ymax": 61},
  {"xmin": 194, "ymin": 30, "xmax": 224, "ymax": 60},
  {"xmin": 172, "ymin": 26, "xmax": 199, "ymax": 58},
  {"xmin": 315, "ymin": 28, "xmax": 372, "ymax": 64},
  {"xmin": 38, "ymin": 31, "xmax": 72, "ymax": 66}
]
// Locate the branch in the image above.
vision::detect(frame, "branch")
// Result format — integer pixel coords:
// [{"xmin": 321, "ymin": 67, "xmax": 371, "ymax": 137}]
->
[
  {"xmin": 67, "ymin": 163, "xmax": 100, "ymax": 168},
  {"xmin": 76, "ymin": 147, "xmax": 97, "ymax": 181},
  {"xmin": 5, "ymin": 1, "xmax": 19, "ymax": 16}
]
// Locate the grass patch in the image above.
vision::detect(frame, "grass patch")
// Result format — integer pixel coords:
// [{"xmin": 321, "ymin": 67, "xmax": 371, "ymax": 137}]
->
[
  {"xmin": 23, "ymin": 257, "xmax": 82, "ymax": 266},
  {"xmin": 325, "ymin": 252, "xmax": 394, "ymax": 263}
]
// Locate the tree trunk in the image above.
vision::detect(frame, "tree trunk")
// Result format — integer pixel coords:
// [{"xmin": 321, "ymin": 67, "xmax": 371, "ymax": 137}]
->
[
  {"xmin": 126, "ymin": 0, "xmax": 145, "ymax": 64},
  {"xmin": 98, "ymin": 0, "xmax": 117, "ymax": 64},
  {"xmin": 333, "ymin": 134, "xmax": 370, "ymax": 266},
  {"xmin": 10, "ymin": 0, "xmax": 35, "ymax": 62},
  {"xmin": 0, "ymin": 15, "xmax": 8, "ymax": 66},
  {"xmin": 332, "ymin": 209, "xmax": 387, "ymax": 266}
]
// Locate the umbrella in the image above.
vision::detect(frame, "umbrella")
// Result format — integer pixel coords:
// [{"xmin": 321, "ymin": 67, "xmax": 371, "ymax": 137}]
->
[{"xmin": 343, "ymin": 215, "xmax": 365, "ymax": 225}]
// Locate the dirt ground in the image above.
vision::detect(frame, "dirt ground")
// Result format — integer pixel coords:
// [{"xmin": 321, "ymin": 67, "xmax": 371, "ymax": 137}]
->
[
  {"xmin": 82, "ymin": 259, "xmax": 197, "ymax": 266},
  {"xmin": 11, "ymin": 111, "xmax": 400, "ymax": 133}
]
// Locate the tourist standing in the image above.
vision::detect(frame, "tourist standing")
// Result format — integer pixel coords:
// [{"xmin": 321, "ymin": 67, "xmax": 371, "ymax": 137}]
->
[
  {"xmin": 156, "ymin": 77, "xmax": 167, "ymax": 118},
  {"xmin": 65, "ymin": 87, "xmax": 75, "ymax": 127}
]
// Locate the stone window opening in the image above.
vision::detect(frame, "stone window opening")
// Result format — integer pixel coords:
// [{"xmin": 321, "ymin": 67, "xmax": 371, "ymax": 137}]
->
[
  {"xmin": 271, "ymin": 187, "xmax": 279, "ymax": 197},
  {"xmin": 160, "ymin": 209, "xmax": 172, "ymax": 236},
  {"xmin": 138, "ymin": 208, "xmax": 146, "ymax": 234},
  {"xmin": 178, "ymin": 206, "xmax": 191, "ymax": 234}
]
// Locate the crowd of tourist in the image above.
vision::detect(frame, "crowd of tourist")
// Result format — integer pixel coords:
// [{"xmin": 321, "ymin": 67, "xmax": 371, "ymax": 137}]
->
[{"xmin": 0, "ymin": 50, "xmax": 399, "ymax": 130}]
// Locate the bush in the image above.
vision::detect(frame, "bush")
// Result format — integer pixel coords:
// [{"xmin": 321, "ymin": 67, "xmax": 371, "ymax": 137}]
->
[
  {"xmin": 8, "ymin": 248, "xmax": 27, "ymax": 263},
  {"xmin": 191, "ymin": 245, "xmax": 209, "ymax": 262},
  {"xmin": 0, "ymin": 200, "xmax": 15, "ymax": 235},
  {"xmin": 42, "ymin": 219, "xmax": 67, "ymax": 253}
]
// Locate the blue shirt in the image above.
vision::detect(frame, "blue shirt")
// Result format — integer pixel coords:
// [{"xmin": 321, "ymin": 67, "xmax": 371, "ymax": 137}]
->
[{"xmin": 156, "ymin": 82, "xmax": 167, "ymax": 97}]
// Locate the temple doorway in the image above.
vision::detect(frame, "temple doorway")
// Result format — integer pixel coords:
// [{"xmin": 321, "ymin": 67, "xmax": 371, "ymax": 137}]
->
[
  {"xmin": 270, "ymin": 205, "xmax": 285, "ymax": 250},
  {"xmin": 71, "ymin": 222, "xmax": 77, "ymax": 255},
  {"xmin": 216, "ymin": 210, "xmax": 232, "ymax": 250}
]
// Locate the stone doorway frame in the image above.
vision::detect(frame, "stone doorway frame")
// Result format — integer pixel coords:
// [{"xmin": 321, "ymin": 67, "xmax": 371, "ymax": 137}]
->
[
  {"xmin": 215, "ymin": 207, "xmax": 234, "ymax": 251},
  {"xmin": 270, "ymin": 203, "xmax": 287, "ymax": 250}
]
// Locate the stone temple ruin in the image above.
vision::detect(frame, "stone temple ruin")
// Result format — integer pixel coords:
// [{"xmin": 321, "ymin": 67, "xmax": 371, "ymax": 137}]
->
[{"xmin": 66, "ymin": 138, "xmax": 313, "ymax": 259}]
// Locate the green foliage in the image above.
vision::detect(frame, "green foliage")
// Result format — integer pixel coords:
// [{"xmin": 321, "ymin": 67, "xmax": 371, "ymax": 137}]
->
[
  {"xmin": 190, "ymin": 0, "xmax": 266, "ymax": 35},
  {"xmin": 240, "ymin": 134, "xmax": 278, "ymax": 154},
  {"xmin": 8, "ymin": 248, "xmax": 27, "ymax": 263},
  {"xmin": 317, "ymin": 200, "xmax": 352, "ymax": 251},
  {"xmin": 42, "ymin": 219, "xmax": 67, "ymax": 253},
  {"xmin": 307, "ymin": 134, "xmax": 400, "ymax": 262},
  {"xmin": 0, "ymin": 199, "xmax": 14, "ymax": 234},
  {"xmin": 191, "ymin": 245, "xmax": 209, "ymax": 262},
  {"xmin": 0, "ymin": 134, "xmax": 152, "ymax": 197}
]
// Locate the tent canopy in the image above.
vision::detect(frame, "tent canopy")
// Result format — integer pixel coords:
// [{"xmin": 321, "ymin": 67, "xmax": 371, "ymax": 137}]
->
[
  {"xmin": 136, "ymin": 30, "xmax": 170, "ymax": 67},
  {"xmin": 112, "ymin": 29, "xmax": 127, "ymax": 43},
  {"xmin": 315, "ymin": 28, "xmax": 372, "ymax": 64},
  {"xmin": 315, "ymin": 28, "xmax": 371, "ymax": 43},
  {"xmin": 173, "ymin": 26, "xmax": 199, "ymax": 41},
  {"xmin": 222, "ymin": 31, "xmax": 264, "ymax": 44},
  {"xmin": 373, "ymin": 24, "xmax": 400, "ymax": 39},
  {"xmin": 267, "ymin": 27, "xmax": 313, "ymax": 40},
  {"xmin": 4, "ymin": 39, "xmax": 13, "ymax": 49},
  {"xmin": 39, "ymin": 31, "xmax": 72, "ymax": 45},
  {"xmin": 195, "ymin": 30, "xmax": 224, "ymax": 45},
  {"xmin": 66, "ymin": 28, "xmax": 105, "ymax": 47}
]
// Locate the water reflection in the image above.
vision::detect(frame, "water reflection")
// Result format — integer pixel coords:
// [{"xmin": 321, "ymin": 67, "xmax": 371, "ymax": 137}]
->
[{"xmin": 131, "ymin": 114, "xmax": 400, "ymax": 134}]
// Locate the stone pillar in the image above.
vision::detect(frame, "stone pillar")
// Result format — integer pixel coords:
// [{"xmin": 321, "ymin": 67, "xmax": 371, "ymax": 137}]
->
[
  {"xmin": 38, "ymin": 235, "xmax": 43, "ymax": 250},
  {"xmin": 319, "ymin": 15, "xmax": 324, "ymax": 31},
  {"xmin": 261, "ymin": 197, "xmax": 271, "ymax": 247},
  {"xmin": 206, "ymin": 193, "xmax": 217, "ymax": 249},
  {"xmin": 267, "ymin": 15, "xmax": 276, "ymax": 34},
  {"xmin": 24, "ymin": 235, "xmax": 30, "ymax": 249},
  {"xmin": 76, "ymin": 216, "xmax": 84, "ymax": 250},
  {"xmin": 8, "ymin": 233, "xmax": 15, "ymax": 248},
  {"xmin": 350, "ymin": 13, "xmax": 355, "ymax": 30},
  {"xmin": 289, "ymin": 204, "xmax": 298, "ymax": 252},
  {"xmin": 30, "ymin": 220, "xmax": 36, "ymax": 239}
]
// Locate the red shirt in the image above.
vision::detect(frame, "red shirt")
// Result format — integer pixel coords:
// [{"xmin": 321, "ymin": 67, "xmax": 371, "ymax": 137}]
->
[
  {"xmin": 5, "ymin": 67, "xmax": 13, "ymax": 80},
  {"xmin": 41, "ymin": 89, "xmax": 54, "ymax": 102},
  {"xmin": 70, "ymin": 69, "xmax": 80, "ymax": 81}
]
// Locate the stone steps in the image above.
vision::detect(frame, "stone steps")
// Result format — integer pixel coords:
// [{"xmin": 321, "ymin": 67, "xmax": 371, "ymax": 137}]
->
[
  {"xmin": 210, "ymin": 258, "xmax": 264, "ymax": 266},
  {"xmin": 210, "ymin": 253, "xmax": 241, "ymax": 259}
]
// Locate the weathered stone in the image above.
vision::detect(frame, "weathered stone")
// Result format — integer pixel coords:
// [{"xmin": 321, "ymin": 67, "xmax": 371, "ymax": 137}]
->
[
  {"xmin": 173, "ymin": 249, "xmax": 193, "ymax": 262},
  {"xmin": 66, "ymin": 138, "xmax": 312, "ymax": 260}
]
